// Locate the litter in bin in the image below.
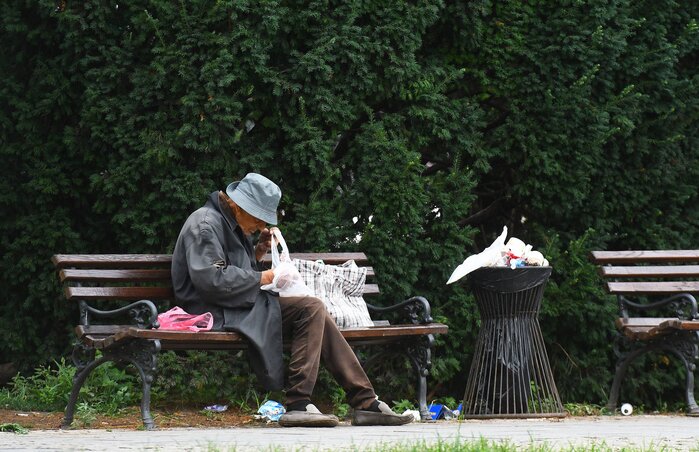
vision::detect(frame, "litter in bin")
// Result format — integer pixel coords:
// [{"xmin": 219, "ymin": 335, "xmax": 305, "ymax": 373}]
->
[
  {"xmin": 446, "ymin": 226, "xmax": 508, "ymax": 284},
  {"xmin": 446, "ymin": 226, "xmax": 550, "ymax": 284},
  {"xmin": 203, "ymin": 404, "xmax": 228, "ymax": 412},
  {"xmin": 254, "ymin": 400, "xmax": 286, "ymax": 422}
]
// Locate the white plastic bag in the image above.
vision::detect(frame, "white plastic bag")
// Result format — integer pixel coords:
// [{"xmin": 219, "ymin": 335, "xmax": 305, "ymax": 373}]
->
[
  {"xmin": 446, "ymin": 226, "xmax": 508, "ymax": 284},
  {"xmin": 260, "ymin": 228, "xmax": 313, "ymax": 297}
]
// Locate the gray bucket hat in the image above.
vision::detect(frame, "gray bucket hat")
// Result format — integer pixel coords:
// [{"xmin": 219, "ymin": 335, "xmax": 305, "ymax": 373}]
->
[{"xmin": 225, "ymin": 173, "xmax": 281, "ymax": 225}]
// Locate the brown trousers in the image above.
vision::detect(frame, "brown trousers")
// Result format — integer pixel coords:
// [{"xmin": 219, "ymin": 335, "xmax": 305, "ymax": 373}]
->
[{"xmin": 279, "ymin": 295, "xmax": 376, "ymax": 409}]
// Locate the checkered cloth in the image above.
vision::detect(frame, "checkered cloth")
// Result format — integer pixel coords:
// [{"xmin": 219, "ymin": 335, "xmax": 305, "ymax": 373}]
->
[{"xmin": 293, "ymin": 259, "xmax": 373, "ymax": 328}]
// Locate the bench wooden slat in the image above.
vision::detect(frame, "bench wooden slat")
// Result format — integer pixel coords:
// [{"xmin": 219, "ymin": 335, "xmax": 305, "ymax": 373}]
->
[
  {"xmin": 616, "ymin": 318, "xmax": 670, "ymax": 339},
  {"xmin": 606, "ymin": 281, "xmax": 699, "ymax": 295},
  {"xmin": 60, "ymin": 269, "xmax": 172, "ymax": 283},
  {"xmin": 591, "ymin": 250, "xmax": 699, "ymax": 264},
  {"xmin": 599, "ymin": 265, "xmax": 699, "ymax": 279},
  {"xmin": 76, "ymin": 323, "xmax": 449, "ymax": 350},
  {"xmin": 363, "ymin": 284, "xmax": 379, "ymax": 295},
  {"xmin": 53, "ymin": 253, "xmax": 375, "ymax": 274},
  {"xmin": 262, "ymin": 252, "xmax": 369, "ymax": 265},
  {"xmin": 62, "ymin": 266, "xmax": 375, "ymax": 281},
  {"xmin": 125, "ymin": 328, "xmax": 245, "ymax": 341},
  {"xmin": 658, "ymin": 319, "xmax": 699, "ymax": 331},
  {"xmin": 75, "ymin": 325, "xmax": 246, "ymax": 349},
  {"xmin": 619, "ymin": 326, "xmax": 662, "ymax": 340},
  {"xmin": 615, "ymin": 317, "xmax": 699, "ymax": 340},
  {"xmin": 342, "ymin": 324, "xmax": 449, "ymax": 338},
  {"xmin": 52, "ymin": 254, "xmax": 173, "ymax": 269},
  {"xmin": 65, "ymin": 286, "xmax": 174, "ymax": 301},
  {"xmin": 79, "ymin": 323, "xmax": 448, "ymax": 340},
  {"xmin": 615, "ymin": 317, "xmax": 676, "ymax": 327},
  {"xmin": 66, "ymin": 285, "xmax": 377, "ymax": 300}
]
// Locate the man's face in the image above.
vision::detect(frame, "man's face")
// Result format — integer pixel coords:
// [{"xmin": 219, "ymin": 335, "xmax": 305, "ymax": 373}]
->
[
  {"xmin": 238, "ymin": 209, "xmax": 266, "ymax": 235},
  {"xmin": 221, "ymin": 191, "xmax": 267, "ymax": 235}
]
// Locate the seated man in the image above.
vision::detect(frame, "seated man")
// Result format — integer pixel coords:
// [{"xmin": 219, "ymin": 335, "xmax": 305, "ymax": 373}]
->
[{"xmin": 171, "ymin": 172, "xmax": 412, "ymax": 427}]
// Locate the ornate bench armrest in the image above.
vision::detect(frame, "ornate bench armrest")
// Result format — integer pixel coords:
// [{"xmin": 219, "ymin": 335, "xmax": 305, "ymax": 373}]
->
[
  {"xmin": 79, "ymin": 299, "xmax": 160, "ymax": 329},
  {"xmin": 366, "ymin": 296, "xmax": 433, "ymax": 325},
  {"xmin": 619, "ymin": 293, "xmax": 699, "ymax": 320}
]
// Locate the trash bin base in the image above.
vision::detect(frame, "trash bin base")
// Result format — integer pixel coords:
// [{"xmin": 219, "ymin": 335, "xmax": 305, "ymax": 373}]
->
[
  {"xmin": 462, "ymin": 267, "xmax": 564, "ymax": 418},
  {"xmin": 460, "ymin": 412, "xmax": 566, "ymax": 419}
]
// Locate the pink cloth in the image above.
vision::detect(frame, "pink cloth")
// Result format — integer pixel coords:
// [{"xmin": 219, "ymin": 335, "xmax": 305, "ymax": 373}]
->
[{"xmin": 157, "ymin": 306, "xmax": 213, "ymax": 332}]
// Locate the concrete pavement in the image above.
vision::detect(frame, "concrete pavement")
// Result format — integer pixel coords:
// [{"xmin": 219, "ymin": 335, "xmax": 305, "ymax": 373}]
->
[{"xmin": 1, "ymin": 415, "xmax": 698, "ymax": 451}]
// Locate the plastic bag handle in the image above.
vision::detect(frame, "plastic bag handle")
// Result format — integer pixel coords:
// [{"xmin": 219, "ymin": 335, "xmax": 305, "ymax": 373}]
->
[{"xmin": 268, "ymin": 227, "xmax": 291, "ymax": 268}]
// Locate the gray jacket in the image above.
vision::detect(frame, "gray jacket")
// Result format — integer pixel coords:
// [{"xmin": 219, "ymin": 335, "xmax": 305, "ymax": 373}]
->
[{"xmin": 171, "ymin": 191, "xmax": 283, "ymax": 390}]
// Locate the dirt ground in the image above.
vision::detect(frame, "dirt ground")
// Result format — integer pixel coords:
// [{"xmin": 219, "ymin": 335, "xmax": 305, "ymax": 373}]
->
[{"xmin": 0, "ymin": 406, "xmax": 259, "ymax": 430}]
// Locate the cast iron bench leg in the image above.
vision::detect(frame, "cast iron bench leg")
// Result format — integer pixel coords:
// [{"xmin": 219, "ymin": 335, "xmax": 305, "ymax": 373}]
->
[
  {"xmin": 608, "ymin": 337, "xmax": 699, "ymax": 415},
  {"xmin": 407, "ymin": 335, "xmax": 434, "ymax": 421},
  {"xmin": 681, "ymin": 359, "xmax": 699, "ymax": 415},
  {"xmin": 646, "ymin": 337, "xmax": 699, "ymax": 415},
  {"xmin": 62, "ymin": 340, "xmax": 161, "ymax": 430},
  {"xmin": 606, "ymin": 347, "xmax": 646, "ymax": 412},
  {"xmin": 102, "ymin": 339, "xmax": 161, "ymax": 430},
  {"xmin": 666, "ymin": 339, "xmax": 699, "ymax": 415},
  {"xmin": 62, "ymin": 349, "xmax": 108, "ymax": 429},
  {"xmin": 355, "ymin": 335, "xmax": 434, "ymax": 420},
  {"xmin": 137, "ymin": 363, "xmax": 157, "ymax": 429}
]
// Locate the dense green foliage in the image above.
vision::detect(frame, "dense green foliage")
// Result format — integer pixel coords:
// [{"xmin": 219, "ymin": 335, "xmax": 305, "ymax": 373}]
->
[{"xmin": 2, "ymin": 0, "xmax": 698, "ymax": 411}]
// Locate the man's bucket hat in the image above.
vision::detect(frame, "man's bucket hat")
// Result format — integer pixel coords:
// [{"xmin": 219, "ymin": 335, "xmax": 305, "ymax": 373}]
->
[{"xmin": 226, "ymin": 173, "xmax": 281, "ymax": 225}]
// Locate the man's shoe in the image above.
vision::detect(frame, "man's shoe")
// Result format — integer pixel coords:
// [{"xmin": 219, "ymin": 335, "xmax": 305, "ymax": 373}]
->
[
  {"xmin": 351, "ymin": 400, "xmax": 414, "ymax": 426},
  {"xmin": 279, "ymin": 403, "xmax": 339, "ymax": 427}
]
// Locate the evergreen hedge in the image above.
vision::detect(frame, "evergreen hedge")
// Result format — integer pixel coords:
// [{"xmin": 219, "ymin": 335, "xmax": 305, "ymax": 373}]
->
[{"xmin": 2, "ymin": 0, "xmax": 698, "ymax": 409}]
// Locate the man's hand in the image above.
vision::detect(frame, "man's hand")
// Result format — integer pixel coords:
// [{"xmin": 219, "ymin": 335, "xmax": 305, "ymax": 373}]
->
[
  {"xmin": 255, "ymin": 228, "xmax": 272, "ymax": 261},
  {"xmin": 260, "ymin": 269, "xmax": 275, "ymax": 286}
]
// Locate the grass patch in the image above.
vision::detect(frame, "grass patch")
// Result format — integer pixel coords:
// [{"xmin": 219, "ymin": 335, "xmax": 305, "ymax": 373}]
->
[
  {"xmin": 200, "ymin": 436, "xmax": 698, "ymax": 452},
  {"xmin": 366, "ymin": 438, "xmax": 699, "ymax": 452},
  {"xmin": 0, "ymin": 422, "xmax": 29, "ymax": 434},
  {"xmin": 563, "ymin": 403, "xmax": 610, "ymax": 416},
  {"xmin": 0, "ymin": 357, "xmax": 139, "ymax": 416}
]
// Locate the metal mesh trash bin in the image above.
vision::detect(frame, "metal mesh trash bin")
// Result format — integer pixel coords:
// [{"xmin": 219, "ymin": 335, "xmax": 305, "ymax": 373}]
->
[{"xmin": 462, "ymin": 266, "xmax": 565, "ymax": 418}]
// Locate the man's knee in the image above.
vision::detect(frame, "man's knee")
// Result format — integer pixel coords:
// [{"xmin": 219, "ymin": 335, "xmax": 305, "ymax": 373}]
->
[
  {"xmin": 281, "ymin": 295, "xmax": 327, "ymax": 318},
  {"xmin": 284, "ymin": 296, "xmax": 328, "ymax": 333},
  {"xmin": 296, "ymin": 296, "xmax": 326, "ymax": 316}
]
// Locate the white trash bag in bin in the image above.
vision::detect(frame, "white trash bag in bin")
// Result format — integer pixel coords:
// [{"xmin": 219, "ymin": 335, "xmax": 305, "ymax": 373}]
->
[
  {"xmin": 261, "ymin": 228, "xmax": 313, "ymax": 297},
  {"xmin": 446, "ymin": 225, "xmax": 551, "ymax": 285},
  {"xmin": 446, "ymin": 226, "xmax": 508, "ymax": 284}
]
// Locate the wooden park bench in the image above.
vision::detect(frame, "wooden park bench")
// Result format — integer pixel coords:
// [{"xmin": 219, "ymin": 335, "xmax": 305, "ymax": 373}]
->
[
  {"xmin": 52, "ymin": 253, "xmax": 448, "ymax": 429},
  {"xmin": 590, "ymin": 250, "xmax": 699, "ymax": 415}
]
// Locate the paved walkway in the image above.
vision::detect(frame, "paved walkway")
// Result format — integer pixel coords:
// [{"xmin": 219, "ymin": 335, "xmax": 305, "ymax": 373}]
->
[{"xmin": 1, "ymin": 415, "xmax": 698, "ymax": 451}]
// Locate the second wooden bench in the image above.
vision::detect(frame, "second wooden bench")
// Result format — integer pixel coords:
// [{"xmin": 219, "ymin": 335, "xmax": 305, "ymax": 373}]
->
[{"xmin": 590, "ymin": 250, "xmax": 699, "ymax": 415}]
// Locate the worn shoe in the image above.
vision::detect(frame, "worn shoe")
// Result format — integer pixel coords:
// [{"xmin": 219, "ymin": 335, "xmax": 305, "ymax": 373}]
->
[
  {"xmin": 351, "ymin": 400, "xmax": 414, "ymax": 426},
  {"xmin": 278, "ymin": 403, "xmax": 339, "ymax": 427}
]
